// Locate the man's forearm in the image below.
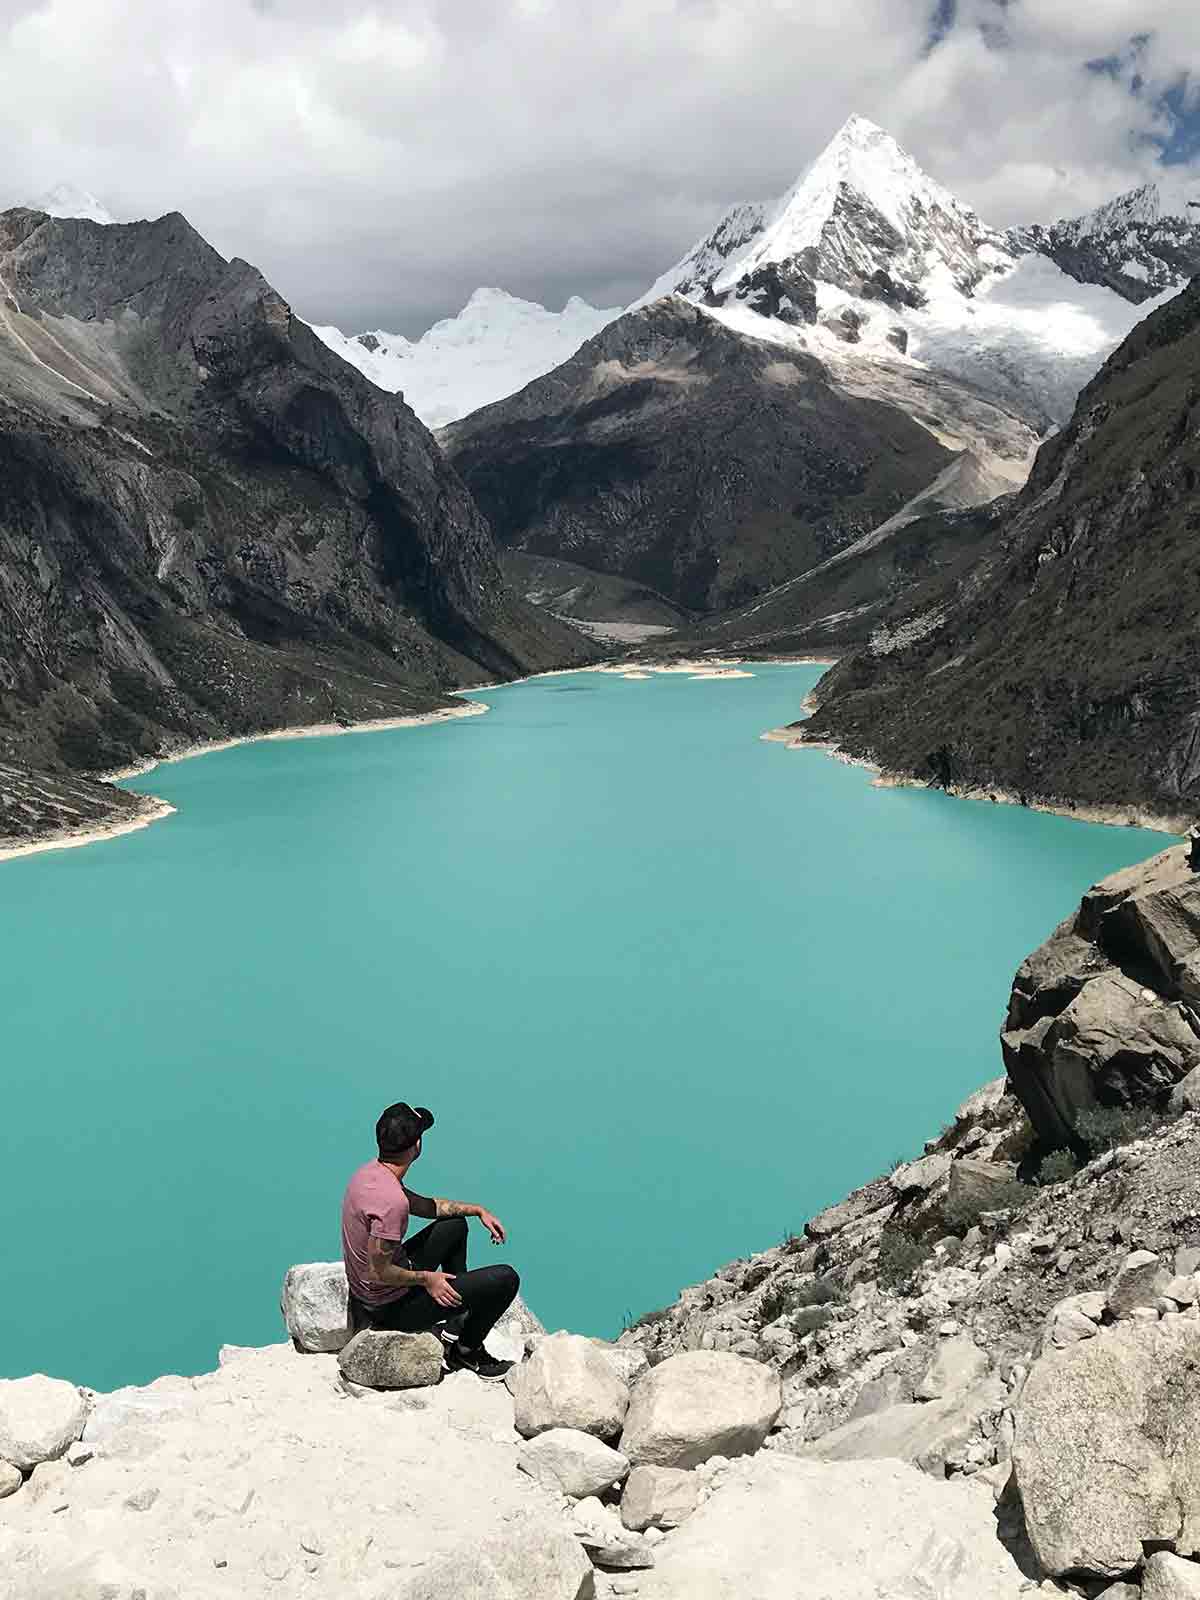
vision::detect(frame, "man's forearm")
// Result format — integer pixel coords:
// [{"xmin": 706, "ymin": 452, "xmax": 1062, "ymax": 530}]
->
[
  {"xmin": 372, "ymin": 1261, "xmax": 433, "ymax": 1289},
  {"xmin": 434, "ymin": 1198, "xmax": 481, "ymax": 1219}
]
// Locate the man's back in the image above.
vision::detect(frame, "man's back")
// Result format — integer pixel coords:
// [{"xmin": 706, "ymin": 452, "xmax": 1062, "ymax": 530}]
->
[{"xmin": 341, "ymin": 1160, "xmax": 410, "ymax": 1307}]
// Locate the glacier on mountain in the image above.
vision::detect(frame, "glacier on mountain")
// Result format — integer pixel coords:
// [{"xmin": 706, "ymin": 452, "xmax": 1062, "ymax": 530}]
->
[
  {"xmin": 31, "ymin": 184, "xmax": 116, "ymax": 224},
  {"xmin": 312, "ymin": 287, "xmax": 619, "ymax": 430},
  {"xmin": 640, "ymin": 115, "xmax": 1196, "ymax": 437}
]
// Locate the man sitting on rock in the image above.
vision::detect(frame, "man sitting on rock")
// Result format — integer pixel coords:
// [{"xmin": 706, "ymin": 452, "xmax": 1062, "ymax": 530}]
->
[{"xmin": 341, "ymin": 1101, "xmax": 518, "ymax": 1379}]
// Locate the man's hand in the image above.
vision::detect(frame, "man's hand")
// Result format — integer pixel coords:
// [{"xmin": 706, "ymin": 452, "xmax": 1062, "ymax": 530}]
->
[
  {"xmin": 424, "ymin": 1270, "xmax": 463, "ymax": 1309},
  {"xmin": 477, "ymin": 1209, "xmax": 506, "ymax": 1244}
]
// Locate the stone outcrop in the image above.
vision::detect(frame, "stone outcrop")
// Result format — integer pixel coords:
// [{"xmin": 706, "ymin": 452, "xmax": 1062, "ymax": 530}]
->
[
  {"xmin": 0, "ymin": 1374, "xmax": 87, "ymax": 1470},
  {"xmin": 390, "ymin": 1512, "xmax": 596, "ymax": 1600},
  {"xmin": 336, "ymin": 1329, "xmax": 445, "ymax": 1390},
  {"xmin": 1001, "ymin": 846, "xmax": 1200, "ymax": 1148},
  {"xmin": 510, "ymin": 1332, "xmax": 631, "ymax": 1441},
  {"xmin": 1013, "ymin": 1314, "xmax": 1200, "ymax": 1578},
  {"xmin": 618, "ymin": 1351, "xmax": 782, "ymax": 1469},
  {"xmin": 1143, "ymin": 1554, "xmax": 1200, "ymax": 1599},
  {"xmin": 281, "ymin": 1262, "xmax": 349, "ymax": 1353},
  {"xmin": 517, "ymin": 1429, "xmax": 630, "ymax": 1499},
  {"xmin": 619, "ymin": 1465, "xmax": 700, "ymax": 1532},
  {"xmin": 633, "ymin": 1453, "xmax": 1029, "ymax": 1599}
]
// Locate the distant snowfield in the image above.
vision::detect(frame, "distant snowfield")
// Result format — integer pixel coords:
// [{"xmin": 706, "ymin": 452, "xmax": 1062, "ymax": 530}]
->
[{"xmin": 311, "ymin": 287, "xmax": 619, "ymax": 429}]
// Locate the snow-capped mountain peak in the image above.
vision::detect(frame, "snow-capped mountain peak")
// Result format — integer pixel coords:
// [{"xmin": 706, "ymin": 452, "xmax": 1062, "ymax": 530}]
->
[
  {"xmin": 312, "ymin": 288, "xmax": 620, "ymax": 429},
  {"xmin": 33, "ymin": 183, "xmax": 116, "ymax": 224},
  {"xmin": 715, "ymin": 114, "xmax": 1005, "ymax": 306}
]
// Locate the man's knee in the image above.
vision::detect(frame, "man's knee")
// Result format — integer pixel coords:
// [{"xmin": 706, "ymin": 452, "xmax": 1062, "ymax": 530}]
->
[{"xmin": 495, "ymin": 1263, "xmax": 519, "ymax": 1295}]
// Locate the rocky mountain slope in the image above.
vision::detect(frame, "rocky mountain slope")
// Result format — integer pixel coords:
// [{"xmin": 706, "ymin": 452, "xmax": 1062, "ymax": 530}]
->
[
  {"xmin": 5, "ymin": 842, "xmax": 1200, "ymax": 1598},
  {"xmin": 0, "ymin": 206, "xmax": 593, "ymax": 846},
  {"xmin": 437, "ymin": 117, "xmax": 1198, "ymax": 638},
  {"xmin": 796, "ymin": 274, "xmax": 1200, "ymax": 825},
  {"xmin": 440, "ymin": 297, "xmax": 976, "ymax": 614}
]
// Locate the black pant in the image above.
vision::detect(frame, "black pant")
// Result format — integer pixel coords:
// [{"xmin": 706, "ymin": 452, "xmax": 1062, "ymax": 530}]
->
[{"xmin": 350, "ymin": 1216, "xmax": 519, "ymax": 1350}]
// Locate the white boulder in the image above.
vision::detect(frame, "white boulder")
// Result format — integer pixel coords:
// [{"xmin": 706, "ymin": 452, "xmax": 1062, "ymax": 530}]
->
[
  {"xmin": 619, "ymin": 1351, "xmax": 781, "ymax": 1469},
  {"xmin": 517, "ymin": 1427, "xmax": 630, "ymax": 1498},
  {"xmin": 1013, "ymin": 1316, "xmax": 1200, "ymax": 1576},
  {"xmin": 634, "ymin": 1453, "xmax": 1028, "ymax": 1598},
  {"xmin": 0, "ymin": 1459, "xmax": 21, "ymax": 1498},
  {"xmin": 0, "ymin": 1375, "xmax": 87, "ymax": 1470},
  {"xmin": 620, "ymin": 1464, "xmax": 699, "ymax": 1530},
  {"xmin": 281, "ymin": 1261, "xmax": 350, "ymax": 1352},
  {"xmin": 337, "ymin": 1329, "xmax": 444, "ymax": 1389},
  {"xmin": 389, "ymin": 1511, "xmax": 595, "ymax": 1599},
  {"xmin": 915, "ymin": 1336, "xmax": 989, "ymax": 1400},
  {"xmin": 1144, "ymin": 1553, "xmax": 1200, "ymax": 1598},
  {"xmin": 510, "ymin": 1332, "xmax": 630, "ymax": 1441},
  {"xmin": 82, "ymin": 1375, "xmax": 193, "ymax": 1446}
]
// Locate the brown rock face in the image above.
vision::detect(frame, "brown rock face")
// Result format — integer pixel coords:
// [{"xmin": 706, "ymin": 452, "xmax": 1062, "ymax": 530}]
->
[{"xmin": 1002, "ymin": 844, "xmax": 1200, "ymax": 1148}]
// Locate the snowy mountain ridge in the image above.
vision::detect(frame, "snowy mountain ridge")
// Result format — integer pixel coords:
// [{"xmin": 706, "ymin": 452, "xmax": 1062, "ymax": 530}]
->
[
  {"xmin": 311, "ymin": 287, "xmax": 619, "ymax": 430},
  {"xmin": 31, "ymin": 184, "xmax": 116, "ymax": 224}
]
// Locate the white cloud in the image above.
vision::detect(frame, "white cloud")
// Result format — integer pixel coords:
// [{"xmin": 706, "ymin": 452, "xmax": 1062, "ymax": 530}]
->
[{"xmin": 0, "ymin": 0, "xmax": 1195, "ymax": 333}]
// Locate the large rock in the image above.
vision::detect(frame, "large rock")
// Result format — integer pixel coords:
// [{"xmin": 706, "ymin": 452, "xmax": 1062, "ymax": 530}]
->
[
  {"xmin": 1170, "ymin": 1066, "xmax": 1200, "ymax": 1115},
  {"xmin": 619, "ymin": 1351, "xmax": 781, "ymax": 1469},
  {"xmin": 1144, "ymin": 1554, "xmax": 1200, "ymax": 1599},
  {"xmin": 0, "ymin": 1460, "xmax": 21, "ymax": 1498},
  {"xmin": 1106, "ymin": 1250, "xmax": 1171, "ymax": 1319},
  {"xmin": 488, "ymin": 1295, "xmax": 547, "ymax": 1363},
  {"xmin": 915, "ymin": 1336, "xmax": 989, "ymax": 1401},
  {"xmin": 517, "ymin": 1428, "xmax": 629, "ymax": 1499},
  {"xmin": 390, "ymin": 1512, "xmax": 595, "ymax": 1600},
  {"xmin": 634, "ymin": 1453, "xmax": 1028, "ymax": 1598},
  {"xmin": 944, "ymin": 1158, "xmax": 1019, "ymax": 1223},
  {"xmin": 620, "ymin": 1465, "xmax": 699, "ymax": 1531},
  {"xmin": 890, "ymin": 1152, "xmax": 952, "ymax": 1196},
  {"xmin": 0, "ymin": 1376, "xmax": 87, "ymax": 1469},
  {"xmin": 281, "ymin": 1261, "xmax": 350, "ymax": 1353},
  {"xmin": 1002, "ymin": 849, "xmax": 1200, "ymax": 1146},
  {"xmin": 82, "ymin": 1377, "xmax": 193, "ymax": 1445},
  {"xmin": 1013, "ymin": 1316, "xmax": 1200, "ymax": 1576},
  {"xmin": 336, "ymin": 1329, "xmax": 444, "ymax": 1390},
  {"xmin": 795, "ymin": 1376, "xmax": 1005, "ymax": 1477},
  {"xmin": 510, "ymin": 1333, "xmax": 630, "ymax": 1442}
]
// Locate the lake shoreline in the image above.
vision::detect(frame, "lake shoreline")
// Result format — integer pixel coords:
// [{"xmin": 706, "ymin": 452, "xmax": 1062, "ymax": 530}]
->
[
  {"xmin": 764, "ymin": 724, "xmax": 1188, "ymax": 836},
  {"xmin": 0, "ymin": 704, "xmax": 488, "ymax": 867}
]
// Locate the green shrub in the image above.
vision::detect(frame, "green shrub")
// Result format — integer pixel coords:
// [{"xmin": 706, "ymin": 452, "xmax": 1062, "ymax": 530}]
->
[
  {"xmin": 943, "ymin": 1177, "xmax": 1030, "ymax": 1233},
  {"xmin": 1038, "ymin": 1148, "xmax": 1078, "ymax": 1185},
  {"xmin": 792, "ymin": 1274, "xmax": 840, "ymax": 1309},
  {"xmin": 877, "ymin": 1228, "xmax": 933, "ymax": 1289},
  {"xmin": 1075, "ymin": 1104, "xmax": 1157, "ymax": 1153}
]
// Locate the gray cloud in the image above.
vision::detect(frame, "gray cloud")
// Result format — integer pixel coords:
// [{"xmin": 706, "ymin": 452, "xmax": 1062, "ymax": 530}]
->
[{"xmin": 0, "ymin": 0, "xmax": 1196, "ymax": 335}]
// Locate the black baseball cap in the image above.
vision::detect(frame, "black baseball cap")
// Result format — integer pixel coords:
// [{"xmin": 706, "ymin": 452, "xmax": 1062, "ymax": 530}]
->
[{"xmin": 376, "ymin": 1102, "xmax": 435, "ymax": 1156}]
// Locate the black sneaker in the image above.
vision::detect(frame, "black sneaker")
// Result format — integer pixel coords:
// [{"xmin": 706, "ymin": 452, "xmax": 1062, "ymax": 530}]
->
[{"xmin": 445, "ymin": 1342, "xmax": 512, "ymax": 1380}]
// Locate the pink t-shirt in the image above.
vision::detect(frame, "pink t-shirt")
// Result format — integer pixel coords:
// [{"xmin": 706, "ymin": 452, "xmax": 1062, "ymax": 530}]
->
[{"xmin": 341, "ymin": 1161, "xmax": 412, "ymax": 1306}]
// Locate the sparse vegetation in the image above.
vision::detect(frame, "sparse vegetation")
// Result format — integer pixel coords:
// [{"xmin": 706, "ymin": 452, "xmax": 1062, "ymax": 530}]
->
[
  {"xmin": 1038, "ymin": 1148, "xmax": 1078, "ymax": 1185},
  {"xmin": 943, "ymin": 1176, "xmax": 1030, "ymax": 1233},
  {"xmin": 790, "ymin": 1304, "xmax": 833, "ymax": 1337},
  {"xmin": 876, "ymin": 1227, "xmax": 933, "ymax": 1289},
  {"xmin": 1076, "ymin": 1104, "xmax": 1157, "ymax": 1153}
]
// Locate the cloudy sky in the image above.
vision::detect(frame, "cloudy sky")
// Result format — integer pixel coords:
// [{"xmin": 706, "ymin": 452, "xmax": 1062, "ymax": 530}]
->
[{"xmin": 1, "ymin": 0, "xmax": 1197, "ymax": 335}]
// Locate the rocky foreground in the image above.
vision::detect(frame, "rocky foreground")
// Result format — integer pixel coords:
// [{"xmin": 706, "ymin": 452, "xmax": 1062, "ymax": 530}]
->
[{"xmin": 5, "ymin": 844, "xmax": 1200, "ymax": 1598}]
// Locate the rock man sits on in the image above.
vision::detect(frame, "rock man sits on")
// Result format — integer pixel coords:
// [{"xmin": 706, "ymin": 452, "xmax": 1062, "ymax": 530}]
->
[{"xmin": 341, "ymin": 1101, "xmax": 518, "ymax": 1378}]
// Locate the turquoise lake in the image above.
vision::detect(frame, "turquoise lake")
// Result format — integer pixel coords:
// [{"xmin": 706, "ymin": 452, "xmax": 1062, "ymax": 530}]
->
[{"xmin": 0, "ymin": 664, "xmax": 1171, "ymax": 1391}]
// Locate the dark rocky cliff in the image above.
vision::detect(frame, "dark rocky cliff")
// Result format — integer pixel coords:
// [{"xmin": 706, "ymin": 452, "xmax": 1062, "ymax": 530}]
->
[
  {"xmin": 797, "ymin": 277, "xmax": 1200, "ymax": 823},
  {"xmin": 0, "ymin": 208, "xmax": 593, "ymax": 839},
  {"xmin": 440, "ymin": 300, "xmax": 952, "ymax": 615}
]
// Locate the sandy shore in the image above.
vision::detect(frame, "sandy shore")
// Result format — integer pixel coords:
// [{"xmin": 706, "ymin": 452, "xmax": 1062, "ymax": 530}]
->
[{"xmin": 765, "ymin": 726, "xmax": 1189, "ymax": 836}]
